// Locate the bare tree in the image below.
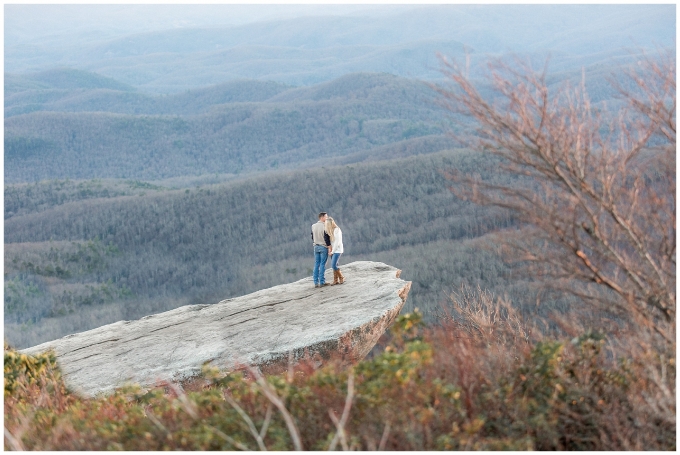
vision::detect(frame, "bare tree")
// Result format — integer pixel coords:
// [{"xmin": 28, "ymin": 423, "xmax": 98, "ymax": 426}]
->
[{"xmin": 434, "ymin": 52, "xmax": 675, "ymax": 342}]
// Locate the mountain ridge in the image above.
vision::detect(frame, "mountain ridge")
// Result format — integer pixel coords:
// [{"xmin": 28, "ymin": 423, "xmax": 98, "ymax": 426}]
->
[
  {"xmin": 6, "ymin": 5, "xmax": 672, "ymax": 90},
  {"xmin": 4, "ymin": 72, "xmax": 453, "ymax": 183}
]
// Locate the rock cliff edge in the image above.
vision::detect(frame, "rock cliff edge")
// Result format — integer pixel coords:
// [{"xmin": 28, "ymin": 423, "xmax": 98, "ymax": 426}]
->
[{"xmin": 22, "ymin": 261, "xmax": 411, "ymax": 397}]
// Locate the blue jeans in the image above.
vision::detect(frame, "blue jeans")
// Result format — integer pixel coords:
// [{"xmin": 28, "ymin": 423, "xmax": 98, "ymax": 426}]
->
[
  {"xmin": 331, "ymin": 253, "xmax": 342, "ymax": 270},
  {"xmin": 313, "ymin": 245, "xmax": 329, "ymax": 285}
]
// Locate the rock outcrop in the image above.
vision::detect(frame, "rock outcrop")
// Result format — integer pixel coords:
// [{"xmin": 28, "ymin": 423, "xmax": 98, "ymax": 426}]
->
[{"xmin": 22, "ymin": 261, "xmax": 411, "ymax": 397}]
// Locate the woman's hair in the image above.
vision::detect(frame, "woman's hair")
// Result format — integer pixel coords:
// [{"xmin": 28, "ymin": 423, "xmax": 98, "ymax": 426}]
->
[{"xmin": 325, "ymin": 217, "xmax": 338, "ymax": 242}]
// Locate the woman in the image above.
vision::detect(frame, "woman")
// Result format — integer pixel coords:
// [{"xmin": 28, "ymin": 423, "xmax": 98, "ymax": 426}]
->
[{"xmin": 325, "ymin": 217, "xmax": 344, "ymax": 285}]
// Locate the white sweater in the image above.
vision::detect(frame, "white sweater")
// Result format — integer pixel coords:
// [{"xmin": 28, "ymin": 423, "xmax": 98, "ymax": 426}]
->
[{"xmin": 331, "ymin": 227, "xmax": 344, "ymax": 254}]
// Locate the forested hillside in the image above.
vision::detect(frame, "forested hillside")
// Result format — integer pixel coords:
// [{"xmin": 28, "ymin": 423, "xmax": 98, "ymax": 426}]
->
[
  {"xmin": 5, "ymin": 178, "xmax": 168, "ymax": 220},
  {"xmin": 5, "ymin": 58, "xmax": 658, "ymax": 183},
  {"xmin": 4, "ymin": 150, "xmax": 535, "ymax": 348},
  {"xmin": 5, "ymin": 70, "xmax": 292, "ymax": 117},
  {"xmin": 5, "ymin": 72, "xmax": 459, "ymax": 183},
  {"xmin": 5, "ymin": 68, "xmax": 135, "ymax": 95}
]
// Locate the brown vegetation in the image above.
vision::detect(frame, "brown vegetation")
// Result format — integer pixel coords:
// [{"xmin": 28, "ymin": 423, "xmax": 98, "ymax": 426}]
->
[
  {"xmin": 435, "ymin": 52, "xmax": 675, "ymax": 344},
  {"xmin": 4, "ymin": 298, "xmax": 675, "ymax": 450}
]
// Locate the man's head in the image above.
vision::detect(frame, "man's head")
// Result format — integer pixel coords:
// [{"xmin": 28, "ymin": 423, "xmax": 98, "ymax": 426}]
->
[{"xmin": 318, "ymin": 212, "xmax": 328, "ymax": 222}]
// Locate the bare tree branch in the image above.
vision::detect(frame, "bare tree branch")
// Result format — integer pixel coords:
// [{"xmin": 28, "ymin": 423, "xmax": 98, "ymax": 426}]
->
[
  {"xmin": 328, "ymin": 372, "xmax": 355, "ymax": 451},
  {"xmin": 223, "ymin": 391, "xmax": 268, "ymax": 451},
  {"xmin": 432, "ymin": 53, "xmax": 675, "ymax": 342},
  {"xmin": 247, "ymin": 366, "xmax": 303, "ymax": 451}
]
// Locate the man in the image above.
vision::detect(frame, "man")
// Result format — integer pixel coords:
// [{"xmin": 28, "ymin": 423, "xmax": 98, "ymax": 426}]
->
[{"xmin": 311, "ymin": 212, "xmax": 332, "ymax": 288}]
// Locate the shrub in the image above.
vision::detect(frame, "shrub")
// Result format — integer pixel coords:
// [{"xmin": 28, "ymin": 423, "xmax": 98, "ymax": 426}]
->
[{"xmin": 4, "ymin": 306, "xmax": 675, "ymax": 450}]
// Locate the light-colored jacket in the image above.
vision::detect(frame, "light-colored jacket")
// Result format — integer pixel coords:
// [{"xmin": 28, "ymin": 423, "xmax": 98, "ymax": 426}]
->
[
  {"xmin": 331, "ymin": 227, "xmax": 344, "ymax": 254},
  {"xmin": 311, "ymin": 221, "xmax": 328, "ymax": 246}
]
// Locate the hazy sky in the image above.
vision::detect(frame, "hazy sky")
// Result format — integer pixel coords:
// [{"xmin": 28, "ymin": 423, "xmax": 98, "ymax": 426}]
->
[
  {"xmin": 5, "ymin": 4, "xmax": 416, "ymax": 44},
  {"xmin": 5, "ymin": 4, "xmax": 674, "ymax": 90}
]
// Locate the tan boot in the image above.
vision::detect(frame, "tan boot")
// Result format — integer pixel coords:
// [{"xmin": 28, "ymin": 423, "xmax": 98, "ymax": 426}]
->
[
  {"xmin": 332, "ymin": 269, "xmax": 339, "ymax": 285},
  {"xmin": 337, "ymin": 268, "xmax": 345, "ymax": 284}
]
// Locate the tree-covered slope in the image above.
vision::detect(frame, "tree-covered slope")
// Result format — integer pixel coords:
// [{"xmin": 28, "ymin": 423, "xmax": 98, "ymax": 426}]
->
[
  {"xmin": 5, "ymin": 68, "xmax": 135, "ymax": 95},
  {"xmin": 5, "ymin": 73, "xmax": 456, "ymax": 183},
  {"xmin": 4, "ymin": 150, "xmax": 520, "ymax": 348},
  {"xmin": 5, "ymin": 75, "xmax": 292, "ymax": 117}
]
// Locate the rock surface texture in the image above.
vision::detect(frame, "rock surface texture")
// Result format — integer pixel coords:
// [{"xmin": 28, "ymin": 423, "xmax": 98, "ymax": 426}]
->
[{"xmin": 22, "ymin": 261, "xmax": 411, "ymax": 397}]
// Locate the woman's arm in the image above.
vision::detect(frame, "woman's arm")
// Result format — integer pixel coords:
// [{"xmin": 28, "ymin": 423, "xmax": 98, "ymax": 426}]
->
[{"xmin": 332, "ymin": 227, "xmax": 342, "ymax": 253}]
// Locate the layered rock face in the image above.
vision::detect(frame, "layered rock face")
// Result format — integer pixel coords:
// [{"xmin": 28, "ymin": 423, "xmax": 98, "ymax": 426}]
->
[{"xmin": 22, "ymin": 261, "xmax": 411, "ymax": 397}]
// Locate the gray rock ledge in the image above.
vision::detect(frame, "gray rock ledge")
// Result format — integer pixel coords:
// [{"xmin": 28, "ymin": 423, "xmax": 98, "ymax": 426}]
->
[{"xmin": 22, "ymin": 261, "xmax": 411, "ymax": 397}]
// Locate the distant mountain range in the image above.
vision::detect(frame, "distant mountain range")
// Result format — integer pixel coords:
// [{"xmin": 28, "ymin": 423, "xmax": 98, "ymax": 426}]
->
[
  {"xmin": 5, "ymin": 5, "xmax": 674, "ymax": 92},
  {"xmin": 5, "ymin": 71, "xmax": 458, "ymax": 182},
  {"xmin": 3, "ymin": 52, "xmax": 666, "ymax": 183}
]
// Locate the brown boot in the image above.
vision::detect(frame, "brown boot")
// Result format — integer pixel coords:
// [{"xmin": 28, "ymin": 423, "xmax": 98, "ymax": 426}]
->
[
  {"xmin": 337, "ymin": 268, "xmax": 345, "ymax": 284},
  {"xmin": 332, "ymin": 269, "xmax": 339, "ymax": 285}
]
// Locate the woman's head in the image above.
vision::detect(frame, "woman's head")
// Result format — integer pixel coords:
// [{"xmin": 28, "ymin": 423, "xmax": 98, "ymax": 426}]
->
[{"xmin": 325, "ymin": 217, "xmax": 338, "ymax": 241}]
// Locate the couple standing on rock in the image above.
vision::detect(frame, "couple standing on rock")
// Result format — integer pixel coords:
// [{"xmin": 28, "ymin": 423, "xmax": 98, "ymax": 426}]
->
[{"xmin": 311, "ymin": 212, "xmax": 345, "ymax": 287}]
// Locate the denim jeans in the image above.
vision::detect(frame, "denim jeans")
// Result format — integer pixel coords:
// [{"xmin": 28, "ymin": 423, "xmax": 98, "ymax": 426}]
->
[
  {"xmin": 330, "ymin": 253, "xmax": 342, "ymax": 270},
  {"xmin": 313, "ymin": 245, "xmax": 329, "ymax": 284}
]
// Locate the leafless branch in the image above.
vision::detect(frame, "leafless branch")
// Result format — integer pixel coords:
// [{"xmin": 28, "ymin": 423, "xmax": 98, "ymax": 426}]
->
[
  {"xmin": 378, "ymin": 421, "xmax": 391, "ymax": 451},
  {"xmin": 433, "ymin": 53, "xmax": 675, "ymax": 343},
  {"xmin": 328, "ymin": 372, "xmax": 355, "ymax": 451},
  {"xmin": 224, "ymin": 391, "xmax": 268, "ymax": 451},
  {"xmin": 4, "ymin": 427, "xmax": 25, "ymax": 451},
  {"xmin": 247, "ymin": 366, "xmax": 303, "ymax": 451}
]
